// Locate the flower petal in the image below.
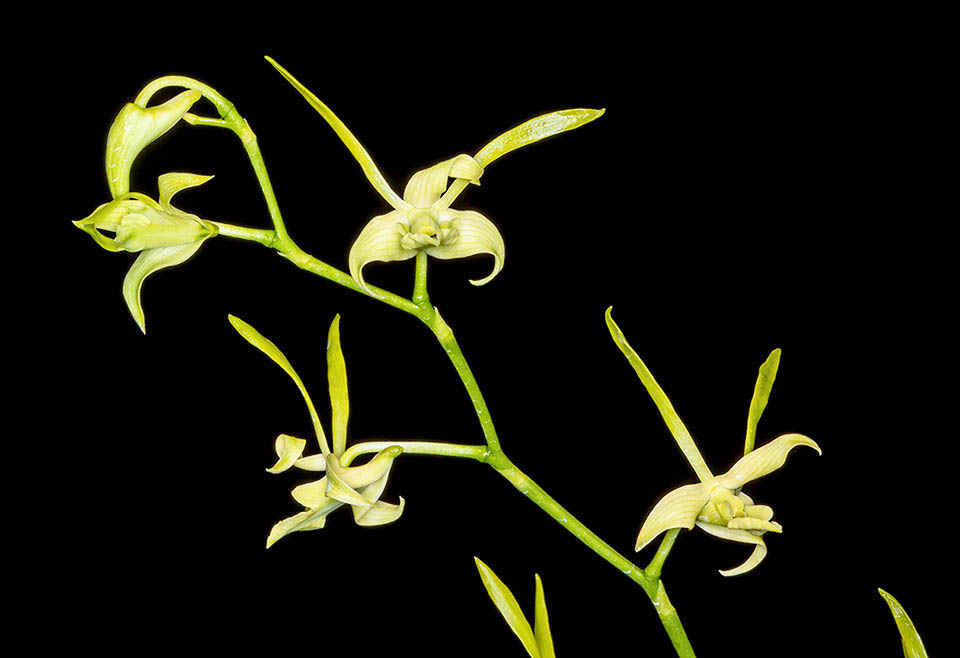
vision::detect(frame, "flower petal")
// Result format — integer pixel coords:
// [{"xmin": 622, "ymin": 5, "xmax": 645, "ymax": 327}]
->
[
  {"xmin": 266, "ymin": 434, "xmax": 307, "ymax": 473},
  {"xmin": 353, "ymin": 497, "xmax": 405, "ymax": 527},
  {"xmin": 106, "ymin": 90, "xmax": 202, "ymax": 198},
  {"xmin": 291, "ymin": 477, "xmax": 330, "ymax": 508},
  {"xmin": 122, "ymin": 241, "xmax": 206, "ymax": 334},
  {"xmin": 717, "ymin": 433, "xmax": 821, "ymax": 490},
  {"xmin": 348, "ymin": 210, "xmax": 417, "ymax": 291},
  {"xmin": 635, "ymin": 483, "xmax": 710, "ymax": 552},
  {"xmin": 474, "ymin": 557, "xmax": 540, "ymax": 658},
  {"xmin": 324, "ymin": 449, "xmax": 403, "ymax": 507},
  {"xmin": 534, "ymin": 574, "xmax": 556, "ymax": 658},
  {"xmin": 744, "ymin": 348, "xmax": 781, "ymax": 455},
  {"xmin": 474, "ymin": 108, "xmax": 606, "ymax": 168},
  {"xmin": 606, "ymin": 308, "xmax": 714, "ymax": 483},
  {"xmin": 878, "ymin": 588, "xmax": 929, "ymax": 658},
  {"xmin": 265, "ymin": 56, "xmax": 407, "ymax": 210},
  {"xmin": 157, "ymin": 172, "xmax": 214, "ymax": 213},
  {"xmin": 294, "ymin": 454, "xmax": 328, "ymax": 472},
  {"xmin": 425, "ymin": 210, "xmax": 505, "ymax": 286},
  {"xmin": 694, "ymin": 521, "xmax": 768, "ymax": 576},
  {"xmin": 403, "ymin": 155, "xmax": 483, "ymax": 208},
  {"xmin": 265, "ymin": 499, "xmax": 344, "ymax": 548},
  {"xmin": 227, "ymin": 315, "xmax": 331, "ymax": 455},
  {"xmin": 326, "ymin": 314, "xmax": 349, "ymax": 457}
]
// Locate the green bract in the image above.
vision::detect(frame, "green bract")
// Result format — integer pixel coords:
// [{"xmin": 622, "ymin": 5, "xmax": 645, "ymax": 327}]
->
[
  {"xmin": 228, "ymin": 313, "xmax": 405, "ymax": 548},
  {"xmin": 265, "ymin": 56, "xmax": 604, "ymax": 293},
  {"xmin": 475, "ymin": 558, "xmax": 556, "ymax": 658},
  {"xmin": 73, "ymin": 173, "xmax": 218, "ymax": 333},
  {"xmin": 606, "ymin": 308, "xmax": 821, "ymax": 576}
]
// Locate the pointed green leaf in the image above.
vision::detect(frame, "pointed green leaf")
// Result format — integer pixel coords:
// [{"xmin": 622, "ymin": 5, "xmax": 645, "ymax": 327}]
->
[
  {"xmin": 474, "ymin": 558, "xmax": 540, "ymax": 658},
  {"xmin": 744, "ymin": 348, "xmax": 781, "ymax": 455},
  {"xmin": 605, "ymin": 307, "xmax": 713, "ymax": 482},
  {"xmin": 227, "ymin": 315, "xmax": 331, "ymax": 455},
  {"xmin": 265, "ymin": 56, "xmax": 406, "ymax": 210},
  {"xmin": 326, "ymin": 314, "xmax": 349, "ymax": 457},
  {"xmin": 475, "ymin": 108, "xmax": 605, "ymax": 168},
  {"xmin": 879, "ymin": 589, "xmax": 929, "ymax": 658},
  {"xmin": 534, "ymin": 574, "xmax": 555, "ymax": 658}
]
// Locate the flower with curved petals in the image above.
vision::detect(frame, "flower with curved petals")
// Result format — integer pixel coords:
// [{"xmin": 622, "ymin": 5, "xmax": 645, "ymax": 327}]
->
[
  {"xmin": 265, "ymin": 56, "xmax": 604, "ymax": 293},
  {"xmin": 73, "ymin": 172, "xmax": 218, "ymax": 333},
  {"xmin": 606, "ymin": 308, "xmax": 821, "ymax": 576},
  {"xmin": 228, "ymin": 313, "xmax": 405, "ymax": 548}
]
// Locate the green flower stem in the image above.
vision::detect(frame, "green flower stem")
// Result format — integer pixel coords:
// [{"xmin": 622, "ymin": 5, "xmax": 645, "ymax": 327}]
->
[
  {"xmin": 208, "ymin": 221, "xmax": 276, "ymax": 246},
  {"xmin": 340, "ymin": 440, "xmax": 489, "ymax": 466},
  {"xmin": 645, "ymin": 529, "xmax": 680, "ymax": 580},
  {"xmin": 413, "ymin": 250, "xmax": 430, "ymax": 307}
]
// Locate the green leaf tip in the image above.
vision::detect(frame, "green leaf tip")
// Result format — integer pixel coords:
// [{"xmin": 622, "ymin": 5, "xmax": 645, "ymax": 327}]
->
[{"xmin": 879, "ymin": 588, "xmax": 928, "ymax": 658}]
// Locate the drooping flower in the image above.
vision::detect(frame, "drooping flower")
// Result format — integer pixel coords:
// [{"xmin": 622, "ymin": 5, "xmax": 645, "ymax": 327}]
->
[
  {"xmin": 265, "ymin": 56, "xmax": 604, "ymax": 293},
  {"xmin": 73, "ymin": 173, "xmax": 218, "ymax": 332},
  {"xmin": 606, "ymin": 307, "xmax": 821, "ymax": 576},
  {"xmin": 228, "ymin": 313, "xmax": 405, "ymax": 547}
]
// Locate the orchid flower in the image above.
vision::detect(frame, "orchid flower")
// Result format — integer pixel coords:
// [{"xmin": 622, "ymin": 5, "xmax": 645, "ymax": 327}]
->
[
  {"xmin": 606, "ymin": 308, "xmax": 821, "ymax": 576},
  {"xmin": 475, "ymin": 558, "xmax": 556, "ymax": 658},
  {"xmin": 265, "ymin": 56, "xmax": 604, "ymax": 292},
  {"xmin": 73, "ymin": 89, "xmax": 216, "ymax": 333},
  {"xmin": 228, "ymin": 313, "xmax": 405, "ymax": 548}
]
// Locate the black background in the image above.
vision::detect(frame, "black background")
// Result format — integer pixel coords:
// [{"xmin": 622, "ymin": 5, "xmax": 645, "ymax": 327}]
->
[{"xmin": 33, "ymin": 14, "xmax": 951, "ymax": 657}]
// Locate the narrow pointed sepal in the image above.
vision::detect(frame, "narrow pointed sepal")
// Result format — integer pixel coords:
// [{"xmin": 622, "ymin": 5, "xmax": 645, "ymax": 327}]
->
[
  {"xmin": 106, "ymin": 90, "xmax": 202, "ymax": 198},
  {"xmin": 294, "ymin": 454, "xmax": 328, "ymax": 471},
  {"xmin": 266, "ymin": 434, "xmax": 307, "ymax": 473},
  {"xmin": 265, "ymin": 501, "xmax": 343, "ymax": 548},
  {"xmin": 695, "ymin": 521, "xmax": 768, "ymax": 576},
  {"xmin": 348, "ymin": 210, "xmax": 417, "ymax": 291},
  {"xmin": 157, "ymin": 172, "xmax": 214, "ymax": 212},
  {"xmin": 534, "ymin": 574, "xmax": 556, "ymax": 658},
  {"xmin": 878, "ymin": 588, "xmax": 929, "ymax": 658},
  {"xmin": 717, "ymin": 433, "xmax": 821, "ymax": 491},
  {"xmin": 744, "ymin": 348, "xmax": 782, "ymax": 454},
  {"xmin": 474, "ymin": 558, "xmax": 540, "ymax": 658},
  {"xmin": 326, "ymin": 314, "xmax": 349, "ymax": 457},
  {"xmin": 636, "ymin": 483, "xmax": 710, "ymax": 551},
  {"xmin": 122, "ymin": 241, "xmax": 206, "ymax": 333},
  {"xmin": 403, "ymin": 154, "xmax": 483, "ymax": 208},
  {"xmin": 425, "ymin": 210, "xmax": 505, "ymax": 286},
  {"xmin": 475, "ymin": 108, "xmax": 606, "ymax": 167}
]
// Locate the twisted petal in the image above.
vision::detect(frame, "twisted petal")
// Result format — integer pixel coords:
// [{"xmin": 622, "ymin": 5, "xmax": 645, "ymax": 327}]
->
[
  {"xmin": 228, "ymin": 315, "xmax": 331, "ymax": 455},
  {"xmin": 744, "ymin": 348, "xmax": 781, "ymax": 454},
  {"xmin": 157, "ymin": 172, "xmax": 214, "ymax": 213},
  {"xmin": 265, "ymin": 56, "xmax": 407, "ymax": 210},
  {"xmin": 474, "ymin": 108, "xmax": 606, "ymax": 168},
  {"xmin": 878, "ymin": 588, "xmax": 929, "ymax": 658},
  {"xmin": 325, "ymin": 447, "xmax": 402, "ymax": 506},
  {"xmin": 695, "ymin": 521, "xmax": 768, "ymax": 577},
  {"xmin": 635, "ymin": 483, "xmax": 710, "ymax": 552},
  {"xmin": 266, "ymin": 434, "xmax": 307, "ymax": 473},
  {"xmin": 425, "ymin": 210, "xmax": 505, "ymax": 286},
  {"xmin": 291, "ymin": 477, "xmax": 330, "ymax": 508},
  {"xmin": 326, "ymin": 315, "xmax": 349, "ymax": 457},
  {"xmin": 122, "ymin": 242, "xmax": 206, "ymax": 334},
  {"xmin": 717, "ymin": 433, "xmax": 821, "ymax": 490},
  {"xmin": 348, "ymin": 210, "xmax": 417, "ymax": 291},
  {"xmin": 106, "ymin": 90, "xmax": 202, "ymax": 198},
  {"xmin": 265, "ymin": 499, "xmax": 344, "ymax": 548},
  {"xmin": 474, "ymin": 558, "xmax": 540, "ymax": 658},
  {"xmin": 294, "ymin": 453, "xmax": 328, "ymax": 472},
  {"xmin": 403, "ymin": 155, "xmax": 483, "ymax": 208}
]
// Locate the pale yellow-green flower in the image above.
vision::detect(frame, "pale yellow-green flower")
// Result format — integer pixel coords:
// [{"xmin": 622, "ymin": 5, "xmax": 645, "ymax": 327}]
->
[
  {"xmin": 879, "ymin": 588, "xmax": 929, "ymax": 658},
  {"xmin": 73, "ymin": 173, "xmax": 218, "ymax": 333},
  {"xmin": 228, "ymin": 313, "xmax": 405, "ymax": 548},
  {"xmin": 475, "ymin": 558, "xmax": 556, "ymax": 658},
  {"xmin": 606, "ymin": 308, "xmax": 821, "ymax": 576},
  {"xmin": 265, "ymin": 56, "xmax": 604, "ymax": 293}
]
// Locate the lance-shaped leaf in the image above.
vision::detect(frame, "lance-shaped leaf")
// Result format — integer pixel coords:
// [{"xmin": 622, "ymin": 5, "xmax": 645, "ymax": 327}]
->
[
  {"xmin": 265, "ymin": 55, "xmax": 406, "ymax": 210},
  {"xmin": 475, "ymin": 108, "xmax": 606, "ymax": 167},
  {"xmin": 403, "ymin": 155, "xmax": 483, "ymax": 208},
  {"xmin": 695, "ymin": 522, "xmax": 768, "ymax": 577},
  {"xmin": 475, "ymin": 558, "xmax": 540, "ymax": 658},
  {"xmin": 879, "ymin": 589, "xmax": 929, "ymax": 658},
  {"xmin": 326, "ymin": 314, "xmax": 350, "ymax": 457},
  {"xmin": 106, "ymin": 90, "xmax": 202, "ymax": 198},
  {"xmin": 716, "ymin": 433, "xmax": 821, "ymax": 490},
  {"xmin": 606, "ymin": 307, "xmax": 714, "ymax": 482},
  {"xmin": 534, "ymin": 574, "xmax": 556, "ymax": 658},
  {"xmin": 228, "ymin": 315, "xmax": 331, "ymax": 455},
  {"xmin": 744, "ymin": 348, "xmax": 781, "ymax": 454},
  {"xmin": 266, "ymin": 434, "xmax": 307, "ymax": 473}
]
